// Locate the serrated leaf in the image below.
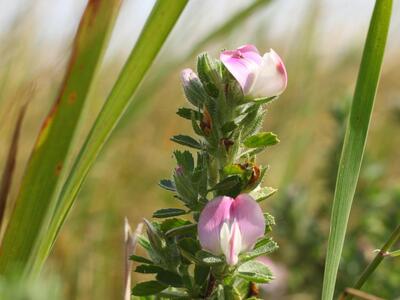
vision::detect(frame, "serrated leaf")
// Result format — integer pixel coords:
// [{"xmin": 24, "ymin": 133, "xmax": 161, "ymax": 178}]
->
[
  {"xmin": 221, "ymin": 121, "xmax": 237, "ymax": 134},
  {"xmin": 165, "ymin": 223, "xmax": 197, "ymax": 238},
  {"xmin": 263, "ymin": 213, "xmax": 275, "ymax": 227},
  {"xmin": 253, "ymin": 96, "xmax": 277, "ymax": 105},
  {"xmin": 210, "ymin": 175, "xmax": 242, "ymax": 192},
  {"xmin": 160, "ymin": 218, "xmax": 191, "ymax": 233},
  {"xmin": 130, "ymin": 254, "xmax": 153, "ymax": 264},
  {"xmin": 250, "ymin": 187, "xmax": 277, "ymax": 202},
  {"xmin": 158, "ymin": 179, "xmax": 176, "ymax": 192},
  {"xmin": 153, "ymin": 208, "xmax": 187, "ymax": 218},
  {"xmin": 240, "ymin": 238, "xmax": 278, "ymax": 262},
  {"xmin": 156, "ymin": 270, "xmax": 184, "ymax": 287},
  {"xmin": 194, "ymin": 265, "xmax": 210, "ymax": 286},
  {"xmin": 237, "ymin": 261, "xmax": 273, "ymax": 283},
  {"xmin": 131, "ymin": 281, "xmax": 167, "ymax": 296},
  {"xmin": 135, "ymin": 264, "xmax": 164, "ymax": 274},
  {"xmin": 223, "ymin": 164, "xmax": 245, "ymax": 176},
  {"xmin": 174, "ymin": 150, "xmax": 194, "ymax": 173},
  {"xmin": 171, "ymin": 135, "xmax": 202, "ymax": 150},
  {"xmin": 196, "ymin": 250, "xmax": 224, "ymax": 265},
  {"xmin": 176, "ymin": 107, "xmax": 202, "ymax": 120},
  {"xmin": 243, "ymin": 132, "xmax": 279, "ymax": 148},
  {"xmin": 159, "ymin": 290, "xmax": 190, "ymax": 299}
]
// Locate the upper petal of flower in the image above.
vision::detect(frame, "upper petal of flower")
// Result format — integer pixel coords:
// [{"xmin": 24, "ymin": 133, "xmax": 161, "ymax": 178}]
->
[
  {"xmin": 249, "ymin": 49, "xmax": 288, "ymax": 98},
  {"xmin": 198, "ymin": 196, "xmax": 234, "ymax": 254},
  {"xmin": 231, "ymin": 194, "xmax": 265, "ymax": 250},
  {"xmin": 220, "ymin": 44, "xmax": 262, "ymax": 94}
]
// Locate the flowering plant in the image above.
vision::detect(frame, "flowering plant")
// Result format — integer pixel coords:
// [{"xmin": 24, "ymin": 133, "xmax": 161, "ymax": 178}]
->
[{"xmin": 131, "ymin": 45, "xmax": 287, "ymax": 299}]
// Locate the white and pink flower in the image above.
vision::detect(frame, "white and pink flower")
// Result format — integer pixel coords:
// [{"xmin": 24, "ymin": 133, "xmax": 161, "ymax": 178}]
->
[
  {"xmin": 220, "ymin": 44, "xmax": 287, "ymax": 98},
  {"xmin": 198, "ymin": 194, "xmax": 265, "ymax": 265}
]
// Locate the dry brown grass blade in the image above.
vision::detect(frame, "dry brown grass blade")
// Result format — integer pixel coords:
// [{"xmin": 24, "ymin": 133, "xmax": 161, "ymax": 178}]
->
[
  {"xmin": 0, "ymin": 88, "xmax": 32, "ymax": 232},
  {"xmin": 124, "ymin": 218, "xmax": 143, "ymax": 300},
  {"xmin": 339, "ymin": 288, "xmax": 385, "ymax": 300}
]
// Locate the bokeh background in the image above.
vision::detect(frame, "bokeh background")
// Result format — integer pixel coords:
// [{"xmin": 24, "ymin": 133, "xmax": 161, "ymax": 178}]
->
[{"xmin": 0, "ymin": 0, "xmax": 399, "ymax": 299}]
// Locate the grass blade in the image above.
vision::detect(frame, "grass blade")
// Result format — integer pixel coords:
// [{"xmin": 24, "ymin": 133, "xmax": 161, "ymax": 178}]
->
[
  {"xmin": 0, "ymin": 100, "xmax": 29, "ymax": 229},
  {"xmin": 0, "ymin": 0, "xmax": 122, "ymax": 277},
  {"xmin": 345, "ymin": 224, "xmax": 400, "ymax": 299},
  {"xmin": 321, "ymin": 1, "xmax": 393, "ymax": 299},
  {"xmin": 31, "ymin": 0, "xmax": 188, "ymax": 276}
]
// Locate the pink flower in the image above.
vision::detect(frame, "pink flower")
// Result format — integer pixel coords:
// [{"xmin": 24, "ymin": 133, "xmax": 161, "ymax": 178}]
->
[
  {"xmin": 198, "ymin": 194, "xmax": 265, "ymax": 265},
  {"xmin": 220, "ymin": 44, "xmax": 287, "ymax": 98}
]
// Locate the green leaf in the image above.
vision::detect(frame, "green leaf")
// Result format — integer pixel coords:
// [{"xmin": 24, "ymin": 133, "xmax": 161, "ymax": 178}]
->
[
  {"xmin": 130, "ymin": 255, "xmax": 153, "ymax": 265},
  {"xmin": 135, "ymin": 264, "xmax": 164, "ymax": 274},
  {"xmin": 263, "ymin": 212, "xmax": 276, "ymax": 227},
  {"xmin": 243, "ymin": 132, "xmax": 279, "ymax": 148},
  {"xmin": 194, "ymin": 265, "xmax": 210, "ymax": 287},
  {"xmin": 322, "ymin": 1, "xmax": 393, "ymax": 300},
  {"xmin": 153, "ymin": 208, "xmax": 187, "ymax": 218},
  {"xmin": 171, "ymin": 135, "xmax": 202, "ymax": 150},
  {"xmin": 158, "ymin": 290, "xmax": 190, "ymax": 299},
  {"xmin": 156, "ymin": 270, "xmax": 184, "ymax": 287},
  {"xmin": 250, "ymin": 187, "xmax": 277, "ymax": 202},
  {"xmin": 253, "ymin": 96, "xmax": 277, "ymax": 105},
  {"xmin": 196, "ymin": 250, "xmax": 224, "ymax": 265},
  {"xmin": 158, "ymin": 179, "xmax": 176, "ymax": 192},
  {"xmin": 223, "ymin": 164, "xmax": 245, "ymax": 177},
  {"xmin": 165, "ymin": 223, "xmax": 197, "ymax": 238},
  {"xmin": 240, "ymin": 237, "xmax": 278, "ymax": 262},
  {"xmin": 0, "ymin": 0, "xmax": 122, "ymax": 278},
  {"xmin": 32, "ymin": 0, "xmax": 188, "ymax": 276},
  {"xmin": 176, "ymin": 107, "xmax": 202, "ymax": 120},
  {"xmin": 178, "ymin": 238, "xmax": 201, "ymax": 263},
  {"xmin": 131, "ymin": 281, "xmax": 167, "ymax": 296},
  {"xmin": 210, "ymin": 175, "xmax": 242, "ymax": 196},
  {"xmin": 174, "ymin": 150, "xmax": 194, "ymax": 173},
  {"xmin": 237, "ymin": 261, "xmax": 273, "ymax": 283},
  {"xmin": 221, "ymin": 121, "xmax": 237, "ymax": 134},
  {"xmin": 160, "ymin": 218, "xmax": 191, "ymax": 233}
]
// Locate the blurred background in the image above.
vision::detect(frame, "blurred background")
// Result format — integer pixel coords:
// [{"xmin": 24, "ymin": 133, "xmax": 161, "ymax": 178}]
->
[{"xmin": 0, "ymin": 0, "xmax": 399, "ymax": 299}]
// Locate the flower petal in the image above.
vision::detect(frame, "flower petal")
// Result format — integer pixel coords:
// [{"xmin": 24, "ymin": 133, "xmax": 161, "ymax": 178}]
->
[
  {"xmin": 198, "ymin": 196, "xmax": 233, "ymax": 254},
  {"xmin": 231, "ymin": 194, "xmax": 265, "ymax": 251},
  {"xmin": 220, "ymin": 44, "xmax": 262, "ymax": 94},
  {"xmin": 249, "ymin": 49, "xmax": 287, "ymax": 98}
]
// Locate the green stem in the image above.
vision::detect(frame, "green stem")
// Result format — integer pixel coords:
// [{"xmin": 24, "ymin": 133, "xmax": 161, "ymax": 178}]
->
[{"xmin": 345, "ymin": 224, "xmax": 400, "ymax": 299}]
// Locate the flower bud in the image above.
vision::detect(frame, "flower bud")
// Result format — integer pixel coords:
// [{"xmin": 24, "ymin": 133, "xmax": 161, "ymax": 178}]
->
[
  {"xmin": 198, "ymin": 194, "xmax": 265, "ymax": 265},
  {"xmin": 197, "ymin": 53, "xmax": 221, "ymax": 97},
  {"xmin": 180, "ymin": 68, "xmax": 207, "ymax": 107},
  {"xmin": 220, "ymin": 44, "xmax": 287, "ymax": 99}
]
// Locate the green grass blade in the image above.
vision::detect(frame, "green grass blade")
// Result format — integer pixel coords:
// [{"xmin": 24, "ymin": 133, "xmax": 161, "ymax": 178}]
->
[
  {"xmin": 0, "ymin": 0, "xmax": 122, "ymax": 277},
  {"xmin": 31, "ymin": 0, "xmax": 188, "ymax": 275},
  {"xmin": 321, "ymin": 1, "xmax": 393, "ymax": 299}
]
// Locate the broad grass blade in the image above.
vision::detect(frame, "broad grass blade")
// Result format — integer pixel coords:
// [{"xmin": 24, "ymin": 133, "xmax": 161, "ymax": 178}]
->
[
  {"xmin": 31, "ymin": 0, "xmax": 188, "ymax": 276},
  {"xmin": 0, "ymin": 0, "xmax": 122, "ymax": 277},
  {"xmin": 321, "ymin": 1, "xmax": 393, "ymax": 299}
]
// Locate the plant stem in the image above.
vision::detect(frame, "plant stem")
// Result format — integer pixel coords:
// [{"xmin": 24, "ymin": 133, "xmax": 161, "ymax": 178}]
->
[
  {"xmin": 340, "ymin": 288, "xmax": 384, "ymax": 300},
  {"xmin": 345, "ymin": 224, "xmax": 400, "ymax": 299}
]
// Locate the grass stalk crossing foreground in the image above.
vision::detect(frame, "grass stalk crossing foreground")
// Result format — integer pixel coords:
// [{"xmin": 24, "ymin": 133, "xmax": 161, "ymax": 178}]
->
[
  {"xmin": 0, "ymin": 0, "xmax": 122, "ymax": 278},
  {"xmin": 30, "ymin": 0, "xmax": 188, "ymax": 277},
  {"xmin": 321, "ymin": 1, "xmax": 393, "ymax": 299}
]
